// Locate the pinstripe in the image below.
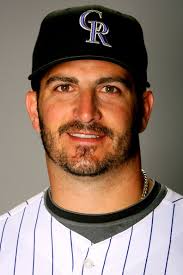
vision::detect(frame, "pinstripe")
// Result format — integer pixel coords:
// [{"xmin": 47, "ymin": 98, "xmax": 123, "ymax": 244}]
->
[
  {"xmin": 81, "ymin": 247, "xmax": 90, "ymax": 275},
  {"xmin": 51, "ymin": 216, "xmax": 54, "ymax": 275},
  {"xmin": 32, "ymin": 197, "xmax": 43, "ymax": 275},
  {"xmin": 172, "ymin": 197, "xmax": 183, "ymax": 203},
  {"xmin": 101, "ymin": 237, "xmax": 112, "ymax": 275},
  {"xmin": 0, "ymin": 217, "xmax": 8, "ymax": 253},
  {"xmin": 13, "ymin": 207, "xmax": 26, "ymax": 275},
  {"xmin": 143, "ymin": 211, "xmax": 154, "ymax": 275},
  {"xmin": 122, "ymin": 226, "xmax": 133, "ymax": 275},
  {"xmin": 70, "ymin": 230, "xmax": 74, "ymax": 272},
  {"xmin": 164, "ymin": 204, "xmax": 176, "ymax": 275}
]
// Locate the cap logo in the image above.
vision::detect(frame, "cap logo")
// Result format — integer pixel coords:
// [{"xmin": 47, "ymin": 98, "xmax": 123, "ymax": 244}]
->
[{"xmin": 79, "ymin": 10, "xmax": 112, "ymax": 48}]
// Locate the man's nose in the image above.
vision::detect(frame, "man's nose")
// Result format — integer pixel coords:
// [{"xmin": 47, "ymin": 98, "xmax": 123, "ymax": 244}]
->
[{"xmin": 73, "ymin": 90, "xmax": 102, "ymax": 123}]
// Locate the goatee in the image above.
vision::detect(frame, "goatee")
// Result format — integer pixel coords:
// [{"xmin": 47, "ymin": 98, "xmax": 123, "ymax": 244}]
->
[{"xmin": 39, "ymin": 119, "xmax": 140, "ymax": 177}]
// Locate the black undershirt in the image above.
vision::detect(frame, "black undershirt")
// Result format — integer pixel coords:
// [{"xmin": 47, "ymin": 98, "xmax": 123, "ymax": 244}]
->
[{"xmin": 44, "ymin": 181, "xmax": 167, "ymax": 243}]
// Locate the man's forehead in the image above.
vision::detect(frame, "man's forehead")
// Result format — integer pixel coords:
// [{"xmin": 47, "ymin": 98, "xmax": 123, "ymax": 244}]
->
[
  {"xmin": 44, "ymin": 59, "xmax": 131, "ymax": 76},
  {"xmin": 42, "ymin": 59, "xmax": 134, "ymax": 86}
]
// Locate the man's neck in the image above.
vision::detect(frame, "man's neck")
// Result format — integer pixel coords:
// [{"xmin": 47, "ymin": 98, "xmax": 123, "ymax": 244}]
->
[{"xmin": 46, "ymin": 154, "xmax": 144, "ymax": 214}]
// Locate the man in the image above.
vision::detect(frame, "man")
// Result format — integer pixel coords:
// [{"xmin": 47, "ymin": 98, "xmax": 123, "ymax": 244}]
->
[{"xmin": 0, "ymin": 5, "xmax": 182, "ymax": 275}]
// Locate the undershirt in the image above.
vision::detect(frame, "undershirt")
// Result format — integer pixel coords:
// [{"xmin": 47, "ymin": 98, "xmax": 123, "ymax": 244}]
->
[{"xmin": 44, "ymin": 181, "xmax": 167, "ymax": 243}]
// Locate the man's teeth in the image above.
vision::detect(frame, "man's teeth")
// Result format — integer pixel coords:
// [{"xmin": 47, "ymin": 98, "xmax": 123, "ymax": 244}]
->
[{"xmin": 70, "ymin": 133, "xmax": 100, "ymax": 138}]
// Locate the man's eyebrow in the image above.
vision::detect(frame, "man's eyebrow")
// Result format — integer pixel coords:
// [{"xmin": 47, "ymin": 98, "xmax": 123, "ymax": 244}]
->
[
  {"xmin": 96, "ymin": 77, "xmax": 133, "ymax": 89},
  {"xmin": 45, "ymin": 76, "xmax": 78, "ymax": 86}
]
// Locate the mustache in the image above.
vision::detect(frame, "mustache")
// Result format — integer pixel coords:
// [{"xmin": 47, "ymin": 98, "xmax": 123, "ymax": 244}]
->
[{"xmin": 58, "ymin": 120, "xmax": 114, "ymax": 138}]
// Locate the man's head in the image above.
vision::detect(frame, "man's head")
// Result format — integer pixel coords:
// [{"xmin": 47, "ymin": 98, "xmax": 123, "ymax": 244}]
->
[
  {"xmin": 28, "ymin": 5, "xmax": 150, "ymax": 93},
  {"xmin": 26, "ymin": 5, "xmax": 154, "ymax": 177}
]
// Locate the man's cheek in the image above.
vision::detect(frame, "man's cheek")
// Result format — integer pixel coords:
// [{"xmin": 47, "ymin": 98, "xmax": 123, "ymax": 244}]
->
[{"xmin": 40, "ymin": 104, "xmax": 62, "ymax": 125}]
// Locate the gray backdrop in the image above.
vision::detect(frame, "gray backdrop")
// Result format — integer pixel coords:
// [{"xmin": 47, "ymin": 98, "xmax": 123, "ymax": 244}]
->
[{"xmin": 0, "ymin": 0, "xmax": 183, "ymax": 214}]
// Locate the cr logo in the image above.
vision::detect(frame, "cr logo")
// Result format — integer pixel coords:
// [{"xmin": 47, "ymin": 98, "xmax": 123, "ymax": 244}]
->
[{"xmin": 79, "ymin": 10, "xmax": 112, "ymax": 48}]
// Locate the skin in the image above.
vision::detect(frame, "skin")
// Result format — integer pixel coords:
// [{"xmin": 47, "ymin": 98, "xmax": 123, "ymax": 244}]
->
[{"xmin": 26, "ymin": 60, "xmax": 154, "ymax": 214}]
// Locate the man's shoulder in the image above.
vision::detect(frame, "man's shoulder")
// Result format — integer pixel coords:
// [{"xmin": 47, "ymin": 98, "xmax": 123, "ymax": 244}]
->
[
  {"xmin": 163, "ymin": 186, "xmax": 183, "ymax": 205},
  {"xmin": 0, "ymin": 191, "xmax": 45, "ymax": 224}
]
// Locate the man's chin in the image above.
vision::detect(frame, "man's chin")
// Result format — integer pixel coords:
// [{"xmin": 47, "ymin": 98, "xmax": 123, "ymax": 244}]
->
[
  {"xmin": 62, "ymin": 159, "xmax": 109, "ymax": 177},
  {"xmin": 63, "ymin": 167, "xmax": 108, "ymax": 177}
]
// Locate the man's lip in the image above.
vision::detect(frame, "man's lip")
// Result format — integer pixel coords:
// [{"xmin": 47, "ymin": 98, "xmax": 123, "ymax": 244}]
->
[
  {"xmin": 67, "ymin": 131, "xmax": 106, "ymax": 138},
  {"xmin": 67, "ymin": 132, "xmax": 106, "ymax": 141}
]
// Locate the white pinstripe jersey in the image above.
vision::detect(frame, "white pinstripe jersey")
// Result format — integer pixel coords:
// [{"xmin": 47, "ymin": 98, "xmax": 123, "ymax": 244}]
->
[{"xmin": 0, "ymin": 187, "xmax": 183, "ymax": 275}]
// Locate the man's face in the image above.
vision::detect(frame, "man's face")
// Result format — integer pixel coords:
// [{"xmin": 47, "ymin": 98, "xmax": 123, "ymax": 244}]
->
[{"xmin": 32, "ymin": 60, "xmax": 146, "ymax": 176}]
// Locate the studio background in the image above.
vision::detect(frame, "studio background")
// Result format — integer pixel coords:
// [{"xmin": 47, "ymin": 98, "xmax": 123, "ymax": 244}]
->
[{"xmin": 0, "ymin": 0, "xmax": 182, "ymax": 214}]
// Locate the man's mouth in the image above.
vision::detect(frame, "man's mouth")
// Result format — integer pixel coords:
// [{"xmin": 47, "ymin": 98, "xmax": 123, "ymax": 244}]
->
[
  {"xmin": 67, "ymin": 131, "xmax": 106, "ymax": 143},
  {"xmin": 69, "ymin": 133, "xmax": 101, "ymax": 139}
]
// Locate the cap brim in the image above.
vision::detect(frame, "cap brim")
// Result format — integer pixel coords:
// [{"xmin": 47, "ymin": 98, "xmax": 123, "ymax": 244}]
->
[{"xmin": 28, "ymin": 54, "xmax": 150, "ymax": 87}]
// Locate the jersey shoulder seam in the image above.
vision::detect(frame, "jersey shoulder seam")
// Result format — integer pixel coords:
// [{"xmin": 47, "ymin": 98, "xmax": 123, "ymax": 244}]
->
[
  {"xmin": 162, "ymin": 187, "xmax": 183, "ymax": 204},
  {"xmin": 0, "ymin": 191, "xmax": 45, "ymax": 222}
]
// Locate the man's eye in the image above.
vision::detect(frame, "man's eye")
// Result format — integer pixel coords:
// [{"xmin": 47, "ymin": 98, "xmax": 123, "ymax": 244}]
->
[
  {"xmin": 56, "ymin": 84, "xmax": 72, "ymax": 92},
  {"xmin": 102, "ymin": 85, "xmax": 119, "ymax": 94}
]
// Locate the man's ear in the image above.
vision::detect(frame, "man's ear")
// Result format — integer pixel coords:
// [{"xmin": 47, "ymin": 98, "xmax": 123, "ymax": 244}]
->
[
  {"xmin": 139, "ymin": 90, "xmax": 154, "ymax": 133},
  {"xmin": 25, "ymin": 91, "xmax": 40, "ymax": 132}
]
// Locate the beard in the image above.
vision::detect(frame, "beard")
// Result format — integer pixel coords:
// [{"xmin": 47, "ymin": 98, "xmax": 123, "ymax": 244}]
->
[{"xmin": 38, "ymin": 112, "xmax": 140, "ymax": 177}]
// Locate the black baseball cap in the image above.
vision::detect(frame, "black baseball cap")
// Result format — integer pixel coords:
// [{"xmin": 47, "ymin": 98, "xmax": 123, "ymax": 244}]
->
[{"xmin": 28, "ymin": 5, "xmax": 150, "ymax": 89}]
